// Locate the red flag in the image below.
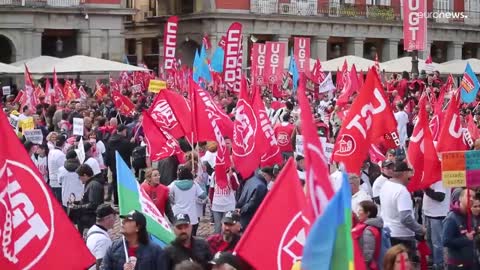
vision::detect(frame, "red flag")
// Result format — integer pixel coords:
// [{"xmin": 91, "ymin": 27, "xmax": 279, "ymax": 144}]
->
[
  {"xmin": 23, "ymin": 65, "xmax": 36, "ymax": 108},
  {"xmin": 111, "ymin": 90, "xmax": 135, "ymax": 116},
  {"xmin": 148, "ymin": 92, "xmax": 186, "ymax": 139},
  {"xmin": 223, "ymin": 22, "xmax": 242, "ymax": 92},
  {"xmin": 142, "ymin": 112, "xmax": 182, "ymax": 162},
  {"xmin": 252, "ymin": 85, "xmax": 282, "ymax": 167},
  {"xmin": 53, "ymin": 68, "xmax": 63, "ymax": 102},
  {"xmin": 163, "ymin": 16, "xmax": 178, "ymax": 72},
  {"xmin": 44, "ymin": 78, "xmax": 54, "ymax": 104},
  {"xmin": 234, "ymin": 158, "xmax": 308, "ymax": 270},
  {"xmin": 190, "ymin": 79, "xmax": 232, "ymax": 188},
  {"xmin": 467, "ymin": 114, "xmax": 480, "ymax": 141},
  {"xmin": 298, "ymin": 74, "xmax": 334, "ymax": 220},
  {"xmin": 437, "ymin": 91, "xmax": 469, "ymax": 153},
  {"xmin": 94, "ymin": 80, "xmax": 108, "ymax": 101},
  {"xmin": 13, "ymin": 90, "xmax": 25, "ymax": 104},
  {"xmin": 333, "ymin": 69, "xmax": 399, "ymax": 174},
  {"xmin": 337, "ymin": 64, "xmax": 360, "ymax": 107},
  {"xmin": 232, "ymin": 77, "xmax": 264, "ymax": 178},
  {"xmin": 78, "ymin": 86, "xmax": 88, "ymax": 99},
  {"xmin": 407, "ymin": 96, "xmax": 442, "ymax": 192},
  {"xmin": 369, "ymin": 144, "xmax": 386, "ymax": 164},
  {"xmin": 358, "ymin": 71, "xmax": 364, "ymax": 88},
  {"xmin": 202, "ymin": 33, "xmax": 211, "ymax": 50},
  {"xmin": 0, "ymin": 107, "xmax": 95, "ymax": 269},
  {"xmin": 158, "ymin": 89, "xmax": 193, "ymax": 139},
  {"xmin": 310, "ymin": 59, "xmax": 326, "ymax": 85}
]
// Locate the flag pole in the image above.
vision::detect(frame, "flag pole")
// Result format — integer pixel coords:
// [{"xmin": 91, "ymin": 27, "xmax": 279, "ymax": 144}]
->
[{"xmin": 122, "ymin": 236, "xmax": 129, "ymax": 262}]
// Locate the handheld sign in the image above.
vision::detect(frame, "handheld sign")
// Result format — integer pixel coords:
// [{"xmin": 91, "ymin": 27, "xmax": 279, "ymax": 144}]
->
[
  {"xmin": 2, "ymin": 86, "xmax": 11, "ymax": 96},
  {"xmin": 73, "ymin": 118, "xmax": 84, "ymax": 136},
  {"xmin": 295, "ymin": 135, "xmax": 333, "ymax": 163},
  {"xmin": 18, "ymin": 117, "xmax": 34, "ymax": 133},
  {"xmin": 148, "ymin": 80, "xmax": 167, "ymax": 93},
  {"xmin": 24, "ymin": 129, "xmax": 44, "ymax": 144},
  {"xmin": 441, "ymin": 150, "xmax": 480, "ymax": 187}
]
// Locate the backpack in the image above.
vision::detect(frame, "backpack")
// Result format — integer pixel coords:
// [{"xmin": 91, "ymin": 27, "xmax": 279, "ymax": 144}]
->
[
  {"xmin": 353, "ymin": 224, "xmax": 391, "ymax": 270},
  {"xmin": 132, "ymin": 145, "xmax": 147, "ymax": 169}
]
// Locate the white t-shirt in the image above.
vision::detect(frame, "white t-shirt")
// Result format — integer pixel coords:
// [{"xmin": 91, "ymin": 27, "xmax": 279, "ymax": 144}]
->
[
  {"xmin": 360, "ymin": 170, "xmax": 373, "ymax": 197},
  {"xmin": 86, "ymin": 225, "xmax": 112, "ymax": 260},
  {"xmin": 33, "ymin": 155, "xmax": 49, "ymax": 183},
  {"xmin": 352, "ymin": 189, "xmax": 372, "ymax": 215},
  {"xmin": 394, "ymin": 110, "xmax": 409, "ymax": 147},
  {"xmin": 380, "ymin": 180, "xmax": 415, "ymax": 238},
  {"xmin": 211, "ymin": 174, "xmax": 236, "ymax": 213},
  {"xmin": 372, "ymin": 174, "xmax": 389, "ymax": 216},
  {"xmin": 95, "ymin": 141, "xmax": 106, "ymax": 169},
  {"xmin": 423, "ymin": 181, "xmax": 451, "ymax": 218},
  {"xmin": 330, "ymin": 170, "xmax": 343, "ymax": 192},
  {"xmin": 85, "ymin": 157, "xmax": 101, "ymax": 176},
  {"xmin": 48, "ymin": 148, "xmax": 66, "ymax": 188}
]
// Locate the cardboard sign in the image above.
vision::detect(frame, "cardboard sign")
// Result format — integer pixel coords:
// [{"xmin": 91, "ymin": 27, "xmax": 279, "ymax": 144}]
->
[
  {"xmin": 295, "ymin": 135, "xmax": 333, "ymax": 164},
  {"xmin": 148, "ymin": 80, "xmax": 167, "ymax": 93},
  {"xmin": 18, "ymin": 117, "xmax": 34, "ymax": 133},
  {"xmin": 2, "ymin": 86, "xmax": 11, "ymax": 96},
  {"xmin": 8, "ymin": 116, "xmax": 18, "ymax": 129},
  {"xmin": 24, "ymin": 129, "xmax": 43, "ymax": 144},
  {"xmin": 442, "ymin": 150, "xmax": 480, "ymax": 187},
  {"xmin": 73, "ymin": 118, "xmax": 84, "ymax": 136}
]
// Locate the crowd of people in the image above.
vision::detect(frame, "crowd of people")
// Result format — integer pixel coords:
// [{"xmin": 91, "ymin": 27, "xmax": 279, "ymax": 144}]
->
[{"xmin": 1, "ymin": 65, "xmax": 480, "ymax": 270}]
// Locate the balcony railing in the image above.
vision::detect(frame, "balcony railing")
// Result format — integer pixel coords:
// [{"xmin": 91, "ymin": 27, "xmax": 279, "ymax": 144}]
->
[
  {"xmin": 0, "ymin": 0, "xmax": 84, "ymax": 7},
  {"xmin": 250, "ymin": 0, "xmax": 480, "ymax": 25}
]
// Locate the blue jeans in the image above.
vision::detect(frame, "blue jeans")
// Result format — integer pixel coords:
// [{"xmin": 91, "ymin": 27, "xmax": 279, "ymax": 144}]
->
[
  {"xmin": 425, "ymin": 216, "xmax": 445, "ymax": 266},
  {"xmin": 213, "ymin": 211, "xmax": 227, "ymax": 234}
]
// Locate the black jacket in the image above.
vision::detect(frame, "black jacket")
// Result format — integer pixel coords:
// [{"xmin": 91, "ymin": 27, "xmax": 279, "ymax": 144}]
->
[
  {"xmin": 105, "ymin": 133, "xmax": 136, "ymax": 172},
  {"xmin": 235, "ymin": 173, "xmax": 268, "ymax": 230},
  {"xmin": 75, "ymin": 176, "xmax": 104, "ymax": 214},
  {"xmin": 443, "ymin": 209, "xmax": 477, "ymax": 267},
  {"xmin": 102, "ymin": 239, "xmax": 167, "ymax": 270},
  {"xmin": 164, "ymin": 237, "xmax": 213, "ymax": 270}
]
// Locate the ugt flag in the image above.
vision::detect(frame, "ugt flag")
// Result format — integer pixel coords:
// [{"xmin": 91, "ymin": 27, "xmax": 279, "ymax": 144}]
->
[
  {"xmin": 0, "ymin": 107, "xmax": 95, "ymax": 269},
  {"xmin": 460, "ymin": 63, "xmax": 480, "ymax": 103},
  {"xmin": 116, "ymin": 152, "xmax": 175, "ymax": 247}
]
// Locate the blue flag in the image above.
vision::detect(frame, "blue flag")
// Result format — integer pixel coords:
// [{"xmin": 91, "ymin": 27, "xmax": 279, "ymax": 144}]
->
[
  {"xmin": 211, "ymin": 47, "xmax": 224, "ymax": 73},
  {"xmin": 302, "ymin": 172, "xmax": 355, "ymax": 270},
  {"xmin": 199, "ymin": 44, "xmax": 212, "ymax": 82},
  {"xmin": 193, "ymin": 49, "xmax": 201, "ymax": 83},
  {"xmin": 289, "ymin": 49, "xmax": 300, "ymax": 93},
  {"xmin": 460, "ymin": 62, "xmax": 480, "ymax": 103}
]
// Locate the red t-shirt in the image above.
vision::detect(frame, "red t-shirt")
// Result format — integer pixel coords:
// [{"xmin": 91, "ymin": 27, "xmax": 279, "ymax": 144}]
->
[
  {"xmin": 140, "ymin": 182, "xmax": 169, "ymax": 215},
  {"xmin": 127, "ymin": 246, "xmax": 137, "ymax": 257},
  {"xmin": 274, "ymin": 123, "xmax": 294, "ymax": 153}
]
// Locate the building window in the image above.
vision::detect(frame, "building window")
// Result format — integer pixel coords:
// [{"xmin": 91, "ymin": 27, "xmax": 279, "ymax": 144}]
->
[
  {"xmin": 435, "ymin": 0, "xmax": 450, "ymax": 11},
  {"xmin": 181, "ymin": 0, "xmax": 194, "ymax": 14},
  {"xmin": 126, "ymin": 0, "xmax": 133, "ymax": 8},
  {"xmin": 126, "ymin": 39, "xmax": 136, "ymax": 55},
  {"xmin": 150, "ymin": 38, "xmax": 159, "ymax": 54},
  {"xmin": 366, "ymin": 0, "xmax": 391, "ymax": 5}
]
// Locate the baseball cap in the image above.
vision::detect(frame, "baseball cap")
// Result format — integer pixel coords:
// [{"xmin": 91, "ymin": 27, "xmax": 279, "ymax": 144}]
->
[
  {"xmin": 393, "ymin": 161, "xmax": 413, "ymax": 172},
  {"xmin": 96, "ymin": 204, "xmax": 117, "ymax": 218},
  {"xmin": 209, "ymin": 252, "xmax": 242, "ymax": 270},
  {"xmin": 222, "ymin": 211, "xmax": 240, "ymax": 225},
  {"xmin": 173, "ymin": 213, "xmax": 191, "ymax": 227},
  {"xmin": 387, "ymin": 149, "xmax": 396, "ymax": 155},
  {"xmin": 120, "ymin": 210, "xmax": 147, "ymax": 228},
  {"xmin": 381, "ymin": 160, "xmax": 394, "ymax": 168}
]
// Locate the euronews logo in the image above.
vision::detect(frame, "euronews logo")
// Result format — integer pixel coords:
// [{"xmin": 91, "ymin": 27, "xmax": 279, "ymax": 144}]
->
[{"xmin": 418, "ymin": 11, "xmax": 468, "ymax": 19}]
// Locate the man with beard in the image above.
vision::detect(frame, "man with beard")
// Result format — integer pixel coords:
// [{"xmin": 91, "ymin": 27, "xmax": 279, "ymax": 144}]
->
[
  {"xmin": 164, "ymin": 214, "xmax": 213, "ymax": 270},
  {"xmin": 207, "ymin": 211, "xmax": 242, "ymax": 255}
]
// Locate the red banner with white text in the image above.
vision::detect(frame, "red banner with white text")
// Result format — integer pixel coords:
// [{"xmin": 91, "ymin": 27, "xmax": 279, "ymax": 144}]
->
[
  {"xmin": 403, "ymin": 0, "xmax": 427, "ymax": 51},
  {"xmin": 251, "ymin": 43, "xmax": 267, "ymax": 86},
  {"xmin": 294, "ymin": 37, "xmax": 311, "ymax": 76},
  {"xmin": 223, "ymin": 22, "xmax": 242, "ymax": 92},
  {"xmin": 264, "ymin": 42, "xmax": 286, "ymax": 86},
  {"xmin": 163, "ymin": 16, "xmax": 179, "ymax": 72}
]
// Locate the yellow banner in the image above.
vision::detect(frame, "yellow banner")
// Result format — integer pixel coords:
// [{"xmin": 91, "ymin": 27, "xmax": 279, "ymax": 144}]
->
[
  {"xmin": 148, "ymin": 80, "xmax": 167, "ymax": 93},
  {"xmin": 442, "ymin": 170, "xmax": 467, "ymax": 187},
  {"xmin": 18, "ymin": 117, "xmax": 34, "ymax": 134}
]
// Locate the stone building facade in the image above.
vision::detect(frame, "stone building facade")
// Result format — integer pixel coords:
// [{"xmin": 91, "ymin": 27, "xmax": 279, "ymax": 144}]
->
[
  {"xmin": 125, "ymin": 0, "xmax": 480, "ymax": 72},
  {"xmin": 0, "ymin": 0, "xmax": 134, "ymax": 63}
]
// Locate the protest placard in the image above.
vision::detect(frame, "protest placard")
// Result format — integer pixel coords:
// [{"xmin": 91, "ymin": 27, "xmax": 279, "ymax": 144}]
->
[
  {"xmin": 148, "ymin": 80, "xmax": 167, "ymax": 93},
  {"xmin": 24, "ymin": 129, "xmax": 43, "ymax": 144},
  {"xmin": 441, "ymin": 150, "xmax": 480, "ymax": 187},
  {"xmin": 295, "ymin": 135, "xmax": 333, "ymax": 163},
  {"xmin": 73, "ymin": 118, "xmax": 84, "ymax": 136},
  {"xmin": 2, "ymin": 86, "xmax": 11, "ymax": 96}
]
